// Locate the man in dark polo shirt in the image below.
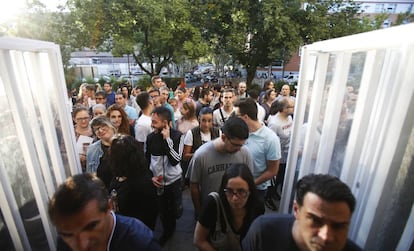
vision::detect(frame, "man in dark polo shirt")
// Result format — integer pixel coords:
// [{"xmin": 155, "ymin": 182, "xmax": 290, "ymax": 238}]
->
[{"xmin": 242, "ymin": 174, "xmax": 363, "ymax": 251}]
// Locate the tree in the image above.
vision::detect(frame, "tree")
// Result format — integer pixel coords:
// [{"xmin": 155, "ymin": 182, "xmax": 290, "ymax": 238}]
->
[
  {"xmin": 295, "ymin": 0, "xmax": 384, "ymax": 43},
  {"xmin": 191, "ymin": 0, "xmax": 303, "ymax": 85},
  {"xmin": 66, "ymin": 0, "xmax": 208, "ymax": 76},
  {"xmin": 0, "ymin": 1, "xmax": 79, "ymax": 87},
  {"xmin": 394, "ymin": 11, "xmax": 414, "ymax": 26}
]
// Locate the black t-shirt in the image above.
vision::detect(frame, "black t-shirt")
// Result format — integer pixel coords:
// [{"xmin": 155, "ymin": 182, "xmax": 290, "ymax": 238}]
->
[
  {"xmin": 109, "ymin": 172, "xmax": 158, "ymax": 230},
  {"xmin": 198, "ymin": 194, "xmax": 263, "ymax": 241},
  {"xmin": 242, "ymin": 214, "xmax": 363, "ymax": 251}
]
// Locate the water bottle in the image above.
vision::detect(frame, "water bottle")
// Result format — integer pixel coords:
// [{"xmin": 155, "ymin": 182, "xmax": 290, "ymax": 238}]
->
[
  {"xmin": 157, "ymin": 175, "xmax": 164, "ymax": 196},
  {"xmin": 110, "ymin": 189, "xmax": 119, "ymax": 212}
]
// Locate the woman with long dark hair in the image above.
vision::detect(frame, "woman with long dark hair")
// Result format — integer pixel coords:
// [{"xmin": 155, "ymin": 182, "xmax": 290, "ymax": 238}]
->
[
  {"xmin": 106, "ymin": 104, "xmax": 134, "ymax": 137},
  {"xmin": 194, "ymin": 163, "xmax": 264, "ymax": 251},
  {"xmin": 109, "ymin": 134, "xmax": 158, "ymax": 230}
]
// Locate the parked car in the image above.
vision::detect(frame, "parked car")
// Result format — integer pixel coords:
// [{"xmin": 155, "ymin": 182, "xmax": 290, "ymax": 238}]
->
[{"xmin": 283, "ymin": 73, "xmax": 299, "ymax": 83}]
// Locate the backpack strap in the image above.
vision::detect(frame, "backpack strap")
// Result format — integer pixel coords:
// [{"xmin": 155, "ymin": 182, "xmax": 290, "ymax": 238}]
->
[{"xmin": 219, "ymin": 108, "xmax": 226, "ymax": 124}]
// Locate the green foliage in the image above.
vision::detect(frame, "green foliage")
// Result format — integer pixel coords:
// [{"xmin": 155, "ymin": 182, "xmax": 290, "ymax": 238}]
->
[
  {"xmin": 136, "ymin": 75, "xmax": 152, "ymax": 90},
  {"xmin": 163, "ymin": 77, "xmax": 185, "ymax": 91},
  {"xmin": 296, "ymin": 0, "xmax": 376, "ymax": 43},
  {"xmin": 394, "ymin": 12, "xmax": 414, "ymax": 26},
  {"xmin": 66, "ymin": 0, "xmax": 208, "ymax": 76},
  {"xmin": 192, "ymin": 0, "xmax": 303, "ymax": 84},
  {"xmin": 0, "ymin": 0, "xmax": 394, "ymax": 88}
]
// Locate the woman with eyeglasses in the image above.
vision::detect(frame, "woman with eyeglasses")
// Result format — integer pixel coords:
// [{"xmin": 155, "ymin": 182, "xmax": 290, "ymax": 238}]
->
[
  {"xmin": 73, "ymin": 106, "xmax": 93, "ymax": 172},
  {"xmin": 73, "ymin": 106, "xmax": 93, "ymax": 138},
  {"xmin": 86, "ymin": 116, "xmax": 117, "ymax": 190},
  {"xmin": 194, "ymin": 163, "xmax": 264, "ymax": 251}
]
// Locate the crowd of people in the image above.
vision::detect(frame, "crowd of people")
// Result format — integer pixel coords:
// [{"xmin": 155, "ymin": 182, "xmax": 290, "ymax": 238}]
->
[{"xmin": 50, "ymin": 76, "xmax": 363, "ymax": 250}]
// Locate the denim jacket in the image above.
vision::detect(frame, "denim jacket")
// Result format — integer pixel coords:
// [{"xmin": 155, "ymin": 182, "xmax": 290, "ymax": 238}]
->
[{"xmin": 86, "ymin": 140, "xmax": 103, "ymax": 173}]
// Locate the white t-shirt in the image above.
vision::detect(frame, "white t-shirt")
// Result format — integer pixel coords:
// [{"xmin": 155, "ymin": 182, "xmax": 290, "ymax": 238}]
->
[
  {"xmin": 134, "ymin": 114, "xmax": 153, "ymax": 150},
  {"xmin": 184, "ymin": 129, "xmax": 215, "ymax": 146},
  {"xmin": 257, "ymin": 103, "xmax": 266, "ymax": 123},
  {"xmin": 213, "ymin": 107, "xmax": 235, "ymax": 127}
]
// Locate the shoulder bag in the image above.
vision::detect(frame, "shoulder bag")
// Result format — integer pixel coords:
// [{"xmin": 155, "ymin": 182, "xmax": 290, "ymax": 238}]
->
[{"xmin": 209, "ymin": 192, "xmax": 241, "ymax": 251}]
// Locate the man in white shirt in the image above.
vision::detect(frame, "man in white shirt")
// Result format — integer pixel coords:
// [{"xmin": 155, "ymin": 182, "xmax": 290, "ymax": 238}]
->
[
  {"xmin": 237, "ymin": 81, "xmax": 249, "ymax": 101},
  {"xmin": 248, "ymin": 89, "xmax": 266, "ymax": 124},
  {"xmin": 135, "ymin": 91, "xmax": 154, "ymax": 151},
  {"xmin": 213, "ymin": 88, "xmax": 235, "ymax": 127}
]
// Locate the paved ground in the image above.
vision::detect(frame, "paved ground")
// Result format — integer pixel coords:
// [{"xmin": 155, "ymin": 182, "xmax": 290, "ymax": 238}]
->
[
  {"xmin": 153, "ymin": 187, "xmax": 281, "ymax": 251},
  {"xmin": 154, "ymin": 188, "xmax": 197, "ymax": 251}
]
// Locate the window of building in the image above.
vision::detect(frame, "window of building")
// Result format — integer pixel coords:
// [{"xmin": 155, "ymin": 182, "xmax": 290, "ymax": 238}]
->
[
  {"xmin": 386, "ymin": 4, "xmax": 397, "ymax": 13},
  {"xmin": 375, "ymin": 3, "xmax": 384, "ymax": 13}
]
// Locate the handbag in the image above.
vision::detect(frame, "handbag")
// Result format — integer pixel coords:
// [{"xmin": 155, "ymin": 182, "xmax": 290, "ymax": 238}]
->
[{"xmin": 209, "ymin": 192, "xmax": 241, "ymax": 251}]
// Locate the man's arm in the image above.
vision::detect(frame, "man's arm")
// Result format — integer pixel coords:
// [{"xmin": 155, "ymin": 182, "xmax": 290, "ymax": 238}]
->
[
  {"xmin": 190, "ymin": 182, "xmax": 202, "ymax": 217},
  {"xmin": 183, "ymin": 145, "xmax": 193, "ymax": 161},
  {"xmin": 254, "ymin": 132, "xmax": 281, "ymax": 185},
  {"xmin": 182, "ymin": 130, "xmax": 194, "ymax": 161},
  {"xmin": 254, "ymin": 159, "xmax": 279, "ymax": 186},
  {"xmin": 194, "ymin": 222, "xmax": 215, "ymax": 251},
  {"xmin": 162, "ymin": 130, "xmax": 183, "ymax": 166}
]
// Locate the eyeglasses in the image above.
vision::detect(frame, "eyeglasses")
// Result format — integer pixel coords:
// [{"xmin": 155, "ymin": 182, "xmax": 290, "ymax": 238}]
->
[
  {"xmin": 93, "ymin": 125, "xmax": 108, "ymax": 134},
  {"xmin": 150, "ymin": 94, "xmax": 159, "ymax": 99},
  {"xmin": 76, "ymin": 117, "xmax": 90, "ymax": 122},
  {"xmin": 224, "ymin": 188, "xmax": 250, "ymax": 198},
  {"xmin": 228, "ymin": 138, "xmax": 245, "ymax": 148}
]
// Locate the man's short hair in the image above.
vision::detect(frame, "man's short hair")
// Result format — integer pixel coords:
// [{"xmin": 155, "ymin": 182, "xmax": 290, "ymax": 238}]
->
[
  {"xmin": 151, "ymin": 75, "xmax": 161, "ymax": 84},
  {"xmin": 199, "ymin": 107, "xmax": 213, "ymax": 117},
  {"xmin": 148, "ymin": 88, "xmax": 160, "ymax": 96},
  {"xmin": 221, "ymin": 117, "xmax": 249, "ymax": 140},
  {"xmin": 115, "ymin": 91, "xmax": 126, "ymax": 99},
  {"xmin": 134, "ymin": 86, "xmax": 144, "ymax": 92},
  {"xmin": 213, "ymin": 84, "xmax": 222, "ymax": 92},
  {"xmin": 269, "ymin": 98, "xmax": 288, "ymax": 115},
  {"xmin": 237, "ymin": 98, "xmax": 258, "ymax": 121},
  {"xmin": 136, "ymin": 91, "xmax": 151, "ymax": 110},
  {"xmin": 159, "ymin": 86, "xmax": 169, "ymax": 92},
  {"xmin": 95, "ymin": 91, "xmax": 107, "ymax": 98},
  {"xmin": 48, "ymin": 173, "xmax": 109, "ymax": 224},
  {"xmin": 222, "ymin": 88, "xmax": 235, "ymax": 96},
  {"xmin": 200, "ymin": 88, "xmax": 211, "ymax": 100},
  {"xmin": 247, "ymin": 89, "xmax": 259, "ymax": 100},
  {"xmin": 152, "ymin": 106, "xmax": 172, "ymax": 122},
  {"xmin": 296, "ymin": 174, "xmax": 356, "ymax": 213}
]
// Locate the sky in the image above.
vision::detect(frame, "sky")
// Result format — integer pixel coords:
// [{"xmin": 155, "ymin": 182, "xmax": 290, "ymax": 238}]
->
[{"xmin": 0, "ymin": 0, "xmax": 64, "ymax": 23}]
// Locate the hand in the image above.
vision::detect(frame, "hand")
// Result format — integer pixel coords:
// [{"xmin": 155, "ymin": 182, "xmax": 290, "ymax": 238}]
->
[
  {"xmin": 152, "ymin": 176, "xmax": 162, "ymax": 188},
  {"xmin": 79, "ymin": 154, "xmax": 86, "ymax": 172},
  {"xmin": 161, "ymin": 124, "xmax": 170, "ymax": 139}
]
